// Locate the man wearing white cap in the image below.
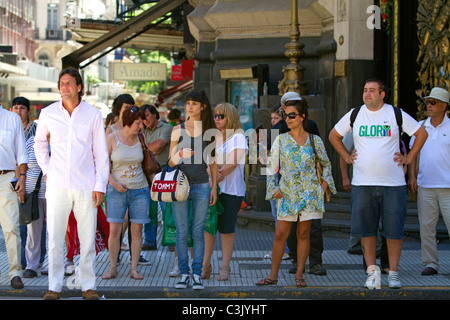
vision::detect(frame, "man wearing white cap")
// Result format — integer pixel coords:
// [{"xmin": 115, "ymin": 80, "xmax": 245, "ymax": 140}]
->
[{"xmin": 408, "ymin": 87, "xmax": 450, "ymax": 276}]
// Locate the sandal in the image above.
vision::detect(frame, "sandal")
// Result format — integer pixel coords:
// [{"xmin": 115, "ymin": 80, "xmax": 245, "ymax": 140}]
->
[
  {"xmin": 130, "ymin": 269, "xmax": 144, "ymax": 280},
  {"xmin": 217, "ymin": 266, "xmax": 230, "ymax": 281},
  {"xmin": 256, "ymin": 277, "xmax": 278, "ymax": 286},
  {"xmin": 101, "ymin": 268, "xmax": 118, "ymax": 280},
  {"xmin": 295, "ymin": 278, "xmax": 307, "ymax": 287},
  {"xmin": 201, "ymin": 264, "xmax": 212, "ymax": 279}
]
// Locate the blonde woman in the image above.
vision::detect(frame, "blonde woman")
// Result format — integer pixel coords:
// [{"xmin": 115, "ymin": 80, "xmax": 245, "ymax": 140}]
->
[{"xmin": 202, "ymin": 103, "xmax": 248, "ymax": 281}]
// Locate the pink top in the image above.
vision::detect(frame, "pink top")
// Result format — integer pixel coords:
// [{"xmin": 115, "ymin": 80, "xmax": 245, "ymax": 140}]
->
[{"xmin": 34, "ymin": 100, "xmax": 110, "ymax": 193}]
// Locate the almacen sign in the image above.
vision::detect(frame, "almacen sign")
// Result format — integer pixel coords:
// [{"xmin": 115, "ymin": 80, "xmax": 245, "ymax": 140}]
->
[{"xmin": 112, "ymin": 63, "xmax": 167, "ymax": 81}]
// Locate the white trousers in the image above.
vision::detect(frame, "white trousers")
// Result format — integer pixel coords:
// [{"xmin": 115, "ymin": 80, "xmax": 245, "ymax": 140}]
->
[
  {"xmin": 0, "ymin": 172, "xmax": 22, "ymax": 280},
  {"xmin": 25, "ymin": 198, "xmax": 46, "ymax": 272},
  {"xmin": 46, "ymin": 188, "xmax": 97, "ymax": 292},
  {"xmin": 417, "ymin": 186, "xmax": 450, "ymax": 271}
]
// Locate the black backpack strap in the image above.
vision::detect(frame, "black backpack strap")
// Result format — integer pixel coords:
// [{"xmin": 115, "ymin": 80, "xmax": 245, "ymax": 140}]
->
[
  {"xmin": 392, "ymin": 105, "xmax": 404, "ymax": 154},
  {"xmin": 393, "ymin": 105, "xmax": 403, "ymax": 134},
  {"xmin": 349, "ymin": 106, "xmax": 362, "ymax": 128}
]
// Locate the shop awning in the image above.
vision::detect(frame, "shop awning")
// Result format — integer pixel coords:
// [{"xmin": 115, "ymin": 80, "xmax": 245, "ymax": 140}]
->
[
  {"xmin": 62, "ymin": 0, "xmax": 186, "ymax": 69},
  {"xmin": 157, "ymin": 80, "xmax": 192, "ymax": 106}
]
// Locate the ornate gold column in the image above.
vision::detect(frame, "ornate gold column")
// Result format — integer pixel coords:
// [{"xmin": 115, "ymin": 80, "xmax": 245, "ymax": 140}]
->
[
  {"xmin": 278, "ymin": 0, "xmax": 307, "ymax": 95},
  {"xmin": 393, "ymin": 0, "xmax": 399, "ymax": 107}
]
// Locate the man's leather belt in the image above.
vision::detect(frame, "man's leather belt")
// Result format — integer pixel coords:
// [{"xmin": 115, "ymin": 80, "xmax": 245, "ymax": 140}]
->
[{"xmin": 0, "ymin": 170, "xmax": 13, "ymax": 175}]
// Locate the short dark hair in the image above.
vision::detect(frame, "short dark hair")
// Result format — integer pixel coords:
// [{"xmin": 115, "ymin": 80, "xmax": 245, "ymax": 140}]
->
[
  {"xmin": 58, "ymin": 67, "xmax": 84, "ymax": 100},
  {"xmin": 122, "ymin": 105, "xmax": 145, "ymax": 128},
  {"xmin": 12, "ymin": 96, "xmax": 30, "ymax": 111},
  {"xmin": 271, "ymin": 105, "xmax": 282, "ymax": 115},
  {"xmin": 168, "ymin": 108, "xmax": 181, "ymax": 121},
  {"xmin": 111, "ymin": 94, "xmax": 135, "ymax": 117},
  {"xmin": 365, "ymin": 78, "xmax": 388, "ymax": 102},
  {"xmin": 140, "ymin": 104, "xmax": 159, "ymax": 120}
]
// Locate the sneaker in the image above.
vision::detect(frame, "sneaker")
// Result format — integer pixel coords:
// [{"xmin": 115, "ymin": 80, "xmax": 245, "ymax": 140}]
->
[
  {"xmin": 137, "ymin": 256, "xmax": 151, "ymax": 265},
  {"xmin": 388, "ymin": 271, "xmax": 401, "ymax": 289},
  {"xmin": 169, "ymin": 260, "xmax": 179, "ymax": 277},
  {"xmin": 191, "ymin": 274, "xmax": 204, "ymax": 290},
  {"xmin": 309, "ymin": 264, "xmax": 327, "ymax": 276},
  {"xmin": 175, "ymin": 274, "xmax": 190, "ymax": 289},
  {"xmin": 64, "ymin": 263, "xmax": 76, "ymax": 276},
  {"xmin": 364, "ymin": 265, "xmax": 381, "ymax": 289}
]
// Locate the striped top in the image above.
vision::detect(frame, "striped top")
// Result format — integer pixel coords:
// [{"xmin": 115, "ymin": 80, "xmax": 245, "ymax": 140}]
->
[{"xmin": 26, "ymin": 135, "xmax": 46, "ymax": 198}]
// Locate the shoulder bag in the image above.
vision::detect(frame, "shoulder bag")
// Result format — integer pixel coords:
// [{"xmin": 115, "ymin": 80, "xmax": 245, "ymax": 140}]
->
[
  {"xmin": 19, "ymin": 172, "xmax": 42, "ymax": 226},
  {"xmin": 138, "ymin": 131, "xmax": 161, "ymax": 182},
  {"xmin": 310, "ymin": 134, "xmax": 332, "ymax": 203}
]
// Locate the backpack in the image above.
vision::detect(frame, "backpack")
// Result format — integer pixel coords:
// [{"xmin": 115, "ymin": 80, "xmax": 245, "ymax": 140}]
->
[{"xmin": 349, "ymin": 104, "xmax": 405, "ymax": 154}]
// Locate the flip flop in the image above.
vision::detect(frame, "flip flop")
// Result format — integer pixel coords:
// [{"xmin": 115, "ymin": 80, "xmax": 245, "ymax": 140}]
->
[
  {"xmin": 295, "ymin": 278, "xmax": 307, "ymax": 287},
  {"xmin": 101, "ymin": 269, "xmax": 118, "ymax": 280},
  {"xmin": 256, "ymin": 277, "xmax": 278, "ymax": 286},
  {"xmin": 130, "ymin": 270, "xmax": 144, "ymax": 280}
]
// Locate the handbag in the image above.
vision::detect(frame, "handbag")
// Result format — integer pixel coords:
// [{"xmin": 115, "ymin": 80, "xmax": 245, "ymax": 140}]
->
[
  {"xmin": 151, "ymin": 166, "xmax": 190, "ymax": 202},
  {"xmin": 19, "ymin": 172, "xmax": 42, "ymax": 226},
  {"xmin": 310, "ymin": 134, "xmax": 332, "ymax": 203},
  {"xmin": 138, "ymin": 131, "xmax": 161, "ymax": 181}
]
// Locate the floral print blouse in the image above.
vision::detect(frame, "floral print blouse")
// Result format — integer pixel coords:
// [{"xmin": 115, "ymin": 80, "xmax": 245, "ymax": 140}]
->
[{"xmin": 266, "ymin": 133, "xmax": 336, "ymax": 217}]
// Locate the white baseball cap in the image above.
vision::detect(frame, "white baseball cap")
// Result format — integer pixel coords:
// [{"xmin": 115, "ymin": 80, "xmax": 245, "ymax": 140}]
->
[
  {"xmin": 280, "ymin": 91, "xmax": 302, "ymax": 105},
  {"xmin": 425, "ymin": 87, "xmax": 449, "ymax": 104}
]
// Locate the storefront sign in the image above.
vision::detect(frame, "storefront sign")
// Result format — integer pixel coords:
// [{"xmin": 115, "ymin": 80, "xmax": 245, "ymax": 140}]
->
[{"xmin": 112, "ymin": 63, "xmax": 166, "ymax": 81}]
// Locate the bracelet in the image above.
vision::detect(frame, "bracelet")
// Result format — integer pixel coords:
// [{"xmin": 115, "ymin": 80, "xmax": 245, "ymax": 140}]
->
[{"xmin": 20, "ymin": 173, "xmax": 26, "ymax": 176}]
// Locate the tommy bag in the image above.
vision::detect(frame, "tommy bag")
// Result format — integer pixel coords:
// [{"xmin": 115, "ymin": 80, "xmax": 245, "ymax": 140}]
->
[{"xmin": 151, "ymin": 166, "xmax": 190, "ymax": 202}]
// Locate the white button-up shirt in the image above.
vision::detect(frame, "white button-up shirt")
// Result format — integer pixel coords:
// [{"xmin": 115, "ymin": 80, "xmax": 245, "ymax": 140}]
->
[
  {"xmin": 0, "ymin": 106, "xmax": 28, "ymax": 170},
  {"xmin": 34, "ymin": 100, "xmax": 109, "ymax": 193}
]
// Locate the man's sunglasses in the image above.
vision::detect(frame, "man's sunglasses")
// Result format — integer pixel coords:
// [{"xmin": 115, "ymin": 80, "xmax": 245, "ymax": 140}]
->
[
  {"xmin": 214, "ymin": 114, "xmax": 225, "ymax": 120},
  {"xmin": 426, "ymin": 99, "xmax": 439, "ymax": 106}
]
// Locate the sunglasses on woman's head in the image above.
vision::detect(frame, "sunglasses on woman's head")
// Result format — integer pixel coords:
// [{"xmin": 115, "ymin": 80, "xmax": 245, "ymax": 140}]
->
[
  {"xmin": 130, "ymin": 106, "xmax": 138, "ymax": 113},
  {"xmin": 214, "ymin": 114, "xmax": 225, "ymax": 120},
  {"xmin": 285, "ymin": 112, "xmax": 301, "ymax": 119}
]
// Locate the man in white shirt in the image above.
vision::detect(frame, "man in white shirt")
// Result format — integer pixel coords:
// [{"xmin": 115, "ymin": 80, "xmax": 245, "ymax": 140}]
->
[
  {"xmin": 34, "ymin": 68, "xmax": 109, "ymax": 300},
  {"xmin": 329, "ymin": 79, "xmax": 428, "ymax": 289},
  {"xmin": 0, "ymin": 85, "xmax": 28, "ymax": 289},
  {"xmin": 408, "ymin": 87, "xmax": 450, "ymax": 276}
]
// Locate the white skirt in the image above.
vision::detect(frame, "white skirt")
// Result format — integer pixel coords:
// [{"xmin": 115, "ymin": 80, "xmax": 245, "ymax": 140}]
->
[{"xmin": 275, "ymin": 198, "xmax": 323, "ymax": 222}]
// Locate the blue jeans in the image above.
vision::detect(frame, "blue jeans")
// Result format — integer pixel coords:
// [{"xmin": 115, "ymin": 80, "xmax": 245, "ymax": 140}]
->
[{"xmin": 172, "ymin": 182, "xmax": 211, "ymax": 276}]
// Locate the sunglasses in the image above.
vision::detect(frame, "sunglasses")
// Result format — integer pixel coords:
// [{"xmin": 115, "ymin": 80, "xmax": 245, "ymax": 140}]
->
[
  {"xmin": 214, "ymin": 114, "xmax": 225, "ymax": 120},
  {"xmin": 130, "ymin": 106, "xmax": 139, "ymax": 113},
  {"xmin": 426, "ymin": 99, "xmax": 439, "ymax": 106},
  {"xmin": 285, "ymin": 112, "xmax": 301, "ymax": 119}
]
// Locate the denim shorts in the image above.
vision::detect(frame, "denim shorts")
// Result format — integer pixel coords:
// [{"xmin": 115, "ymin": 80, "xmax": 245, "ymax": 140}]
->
[
  {"xmin": 106, "ymin": 184, "xmax": 150, "ymax": 224},
  {"xmin": 350, "ymin": 185, "xmax": 407, "ymax": 239},
  {"xmin": 217, "ymin": 193, "xmax": 244, "ymax": 234}
]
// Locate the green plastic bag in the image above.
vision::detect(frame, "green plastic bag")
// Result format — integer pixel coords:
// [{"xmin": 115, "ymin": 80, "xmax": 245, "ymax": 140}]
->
[{"xmin": 161, "ymin": 186, "xmax": 223, "ymax": 246}]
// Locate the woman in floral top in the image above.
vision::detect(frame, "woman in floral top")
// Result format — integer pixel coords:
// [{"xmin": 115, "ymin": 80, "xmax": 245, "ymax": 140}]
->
[{"xmin": 256, "ymin": 99, "xmax": 335, "ymax": 287}]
